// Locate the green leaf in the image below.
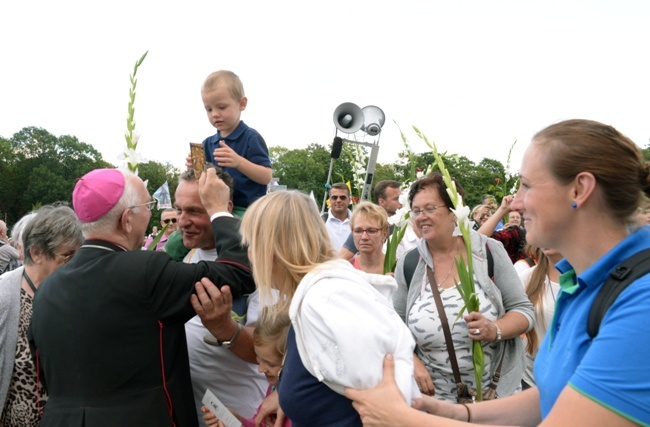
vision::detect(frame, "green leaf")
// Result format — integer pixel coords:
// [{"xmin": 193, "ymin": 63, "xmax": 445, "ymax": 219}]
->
[{"xmin": 145, "ymin": 223, "xmax": 168, "ymax": 250}]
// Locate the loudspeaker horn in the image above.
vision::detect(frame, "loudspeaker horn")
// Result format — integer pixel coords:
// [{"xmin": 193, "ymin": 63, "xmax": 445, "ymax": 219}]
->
[
  {"xmin": 333, "ymin": 102, "xmax": 364, "ymax": 134},
  {"xmin": 361, "ymin": 105, "xmax": 386, "ymax": 136}
]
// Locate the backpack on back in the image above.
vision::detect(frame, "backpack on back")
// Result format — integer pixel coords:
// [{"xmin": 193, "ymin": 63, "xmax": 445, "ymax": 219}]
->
[{"xmin": 587, "ymin": 248, "xmax": 650, "ymax": 339}]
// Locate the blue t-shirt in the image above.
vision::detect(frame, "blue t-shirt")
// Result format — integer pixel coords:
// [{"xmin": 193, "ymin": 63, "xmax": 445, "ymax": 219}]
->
[
  {"xmin": 277, "ymin": 328, "xmax": 362, "ymax": 427},
  {"xmin": 202, "ymin": 121, "xmax": 271, "ymax": 208},
  {"xmin": 534, "ymin": 226, "xmax": 650, "ymax": 425}
]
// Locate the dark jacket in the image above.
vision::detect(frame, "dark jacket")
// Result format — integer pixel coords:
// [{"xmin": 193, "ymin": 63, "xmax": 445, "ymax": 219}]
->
[{"xmin": 29, "ymin": 216, "xmax": 253, "ymax": 427}]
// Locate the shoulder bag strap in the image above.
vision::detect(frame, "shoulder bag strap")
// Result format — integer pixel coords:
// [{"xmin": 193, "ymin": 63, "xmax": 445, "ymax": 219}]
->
[{"xmin": 426, "ymin": 266, "xmax": 463, "ymax": 385}]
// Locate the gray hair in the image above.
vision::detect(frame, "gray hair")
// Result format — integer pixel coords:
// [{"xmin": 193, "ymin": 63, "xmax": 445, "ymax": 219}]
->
[
  {"xmin": 11, "ymin": 211, "xmax": 38, "ymax": 253},
  {"xmin": 80, "ymin": 169, "xmax": 144, "ymax": 237},
  {"xmin": 23, "ymin": 205, "xmax": 83, "ymax": 266}
]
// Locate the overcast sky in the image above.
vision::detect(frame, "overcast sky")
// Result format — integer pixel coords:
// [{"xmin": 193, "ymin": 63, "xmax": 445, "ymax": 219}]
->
[{"xmin": 2, "ymin": 0, "xmax": 649, "ymax": 179}]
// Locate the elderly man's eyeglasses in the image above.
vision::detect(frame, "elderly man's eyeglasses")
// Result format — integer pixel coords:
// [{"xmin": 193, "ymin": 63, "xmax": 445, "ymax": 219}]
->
[
  {"xmin": 330, "ymin": 195, "xmax": 348, "ymax": 201},
  {"xmin": 162, "ymin": 218, "xmax": 177, "ymax": 224},
  {"xmin": 410, "ymin": 205, "xmax": 445, "ymax": 218},
  {"xmin": 129, "ymin": 198, "xmax": 157, "ymax": 211},
  {"xmin": 352, "ymin": 228, "xmax": 380, "ymax": 236}
]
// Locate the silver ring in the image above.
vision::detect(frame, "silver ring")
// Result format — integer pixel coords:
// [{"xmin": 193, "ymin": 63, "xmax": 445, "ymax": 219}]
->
[{"xmin": 474, "ymin": 328, "xmax": 480, "ymax": 335}]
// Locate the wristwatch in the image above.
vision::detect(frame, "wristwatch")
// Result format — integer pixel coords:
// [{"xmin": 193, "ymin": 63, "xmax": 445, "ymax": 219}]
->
[
  {"xmin": 494, "ymin": 322, "xmax": 502, "ymax": 342},
  {"xmin": 203, "ymin": 322, "xmax": 242, "ymax": 348}
]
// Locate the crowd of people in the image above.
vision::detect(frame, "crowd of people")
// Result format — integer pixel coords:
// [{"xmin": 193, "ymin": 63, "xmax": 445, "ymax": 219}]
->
[{"xmin": 0, "ymin": 67, "xmax": 649, "ymax": 427}]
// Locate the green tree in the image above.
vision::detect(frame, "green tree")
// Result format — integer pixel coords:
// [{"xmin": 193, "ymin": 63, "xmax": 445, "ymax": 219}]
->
[{"xmin": 2, "ymin": 127, "xmax": 112, "ymax": 225}]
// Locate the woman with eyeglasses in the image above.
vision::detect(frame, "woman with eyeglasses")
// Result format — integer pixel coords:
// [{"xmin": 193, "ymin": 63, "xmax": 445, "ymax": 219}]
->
[
  {"xmin": 348, "ymin": 202, "xmax": 389, "ymax": 275},
  {"xmin": 0, "ymin": 204, "xmax": 83, "ymax": 426},
  {"xmin": 391, "ymin": 172, "xmax": 533, "ymax": 402}
]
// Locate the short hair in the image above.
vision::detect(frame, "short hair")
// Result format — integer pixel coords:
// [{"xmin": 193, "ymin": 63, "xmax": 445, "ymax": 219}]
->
[
  {"xmin": 180, "ymin": 164, "xmax": 235, "ymax": 201},
  {"xmin": 330, "ymin": 182, "xmax": 350, "ymax": 197},
  {"xmin": 373, "ymin": 180, "xmax": 401, "ymax": 203},
  {"xmin": 253, "ymin": 306, "xmax": 291, "ymax": 358},
  {"xmin": 240, "ymin": 190, "xmax": 335, "ymax": 314},
  {"xmin": 80, "ymin": 170, "xmax": 142, "ymax": 237},
  {"xmin": 23, "ymin": 205, "xmax": 83, "ymax": 266},
  {"xmin": 201, "ymin": 70, "xmax": 245, "ymax": 101},
  {"xmin": 0, "ymin": 221, "xmax": 6, "ymax": 233},
  {"xmin": 408, "ymin": 172, "xmax": 465, "ymax": 210},
  {"xmin": 533, "ymin": 119, "xmax": 650, "ymax": 225},
  {"xmin": 350, "ymin": 201, "xmax": 389, "ymax": 236}
]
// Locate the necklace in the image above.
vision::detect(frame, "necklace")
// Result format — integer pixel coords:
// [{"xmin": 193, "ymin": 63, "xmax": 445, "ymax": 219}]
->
[
  {"xmin": 435, "ymin": 264, "xmax": 454, "ymax": 292},
  {"xmin": 434, "ymin": 239, "xmax": 461, "ymax": 292},
  {"xmin": 22, "ymin": 269, "xmax": 38, "ymax": 294}
]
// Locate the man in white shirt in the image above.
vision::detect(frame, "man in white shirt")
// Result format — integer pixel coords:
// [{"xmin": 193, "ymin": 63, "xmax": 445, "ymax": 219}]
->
[
  {"xmin": 175, "ymin": 167, "xmax": 266, "ymax": 420},
  {"xmin": 323, "ymin": 183, "xmax": 352, "ymax": 251}
]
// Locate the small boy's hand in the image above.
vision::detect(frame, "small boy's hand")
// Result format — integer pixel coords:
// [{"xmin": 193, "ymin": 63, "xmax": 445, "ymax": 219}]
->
[
  {"xmin": 213, "ymin": 140, "xmax": 241, "ymax": 168},
  {"xmin": 185, "ymin": 152, "xmax": 194, "ymax": 169}
]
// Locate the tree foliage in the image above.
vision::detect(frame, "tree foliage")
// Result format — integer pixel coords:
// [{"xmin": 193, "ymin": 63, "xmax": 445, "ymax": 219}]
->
[
  {"xmin": 0, "ymin": 125, "xmax": 525, "ymax": 228},
  {"xmin": 0, "ymin": 127, "xmax": 113, "ymax": 225}
]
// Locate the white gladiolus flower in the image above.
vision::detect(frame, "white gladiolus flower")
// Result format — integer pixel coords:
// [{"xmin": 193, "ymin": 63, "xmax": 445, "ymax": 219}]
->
[
  {"xmin": 388, "ymin": 206, "xmax": 410, "ymax": 227},
  {"xmin": 119, "ymin": 148, "xmax": 143, "ymax": 166},
  {"xmin": 450, "ymin": 205, "xmax": 471, "ymax": 236}
]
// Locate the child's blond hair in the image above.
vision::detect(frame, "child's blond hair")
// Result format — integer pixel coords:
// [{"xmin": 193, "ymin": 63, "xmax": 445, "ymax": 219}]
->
[
  {"xmin": 253, "ymin": 306, "xmax": 291, "ymax": 358},
  {"xmin": 202, "ymin": 70, "xmax": 245, "ymax": 101}
]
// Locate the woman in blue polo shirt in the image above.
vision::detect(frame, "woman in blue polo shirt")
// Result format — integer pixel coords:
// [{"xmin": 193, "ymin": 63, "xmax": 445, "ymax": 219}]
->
[{"xmin": 345, "ymin": 119, "xmax": 650, "ymax": 427}]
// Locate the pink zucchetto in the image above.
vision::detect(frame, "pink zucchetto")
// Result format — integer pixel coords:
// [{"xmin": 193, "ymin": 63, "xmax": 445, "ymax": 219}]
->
[{"xmin": 72, "ymin": 169, "xmax": 126, "ymax": 223}]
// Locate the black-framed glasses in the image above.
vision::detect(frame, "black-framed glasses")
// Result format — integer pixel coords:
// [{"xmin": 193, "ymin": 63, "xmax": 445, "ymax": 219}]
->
[
  {"xmin": 129, "ymin": 198, "xmax": 156, "ymax": 211},
  {"xmin": 330, "ymin": 195, "xmax": 348, "ymax": 201},
  {"xmin": 352, "ymin": 227, "xmax": 380, "ymax": 236},
  {"xmin": 410, "ymin": 205, "xmax": 445, "ymax": 218},
  {"xmin": 162, "ymin": 218, "xmax": 177, "ymax": 224}
]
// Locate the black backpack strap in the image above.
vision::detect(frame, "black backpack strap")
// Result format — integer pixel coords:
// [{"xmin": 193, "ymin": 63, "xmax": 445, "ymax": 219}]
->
[
  {"xmin": 403, "ymin": 248, "xmax": 420, "ymax": 290},
  {"xmin": 587, "ymin": 248, "xmax": 650, "ymax": 339}
]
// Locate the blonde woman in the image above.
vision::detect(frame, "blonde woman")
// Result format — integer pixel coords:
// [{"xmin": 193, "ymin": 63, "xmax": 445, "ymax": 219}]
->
[
  {"xmin": 240, "ymin": 190, "xmax": 417, "ymax": 427},
  {"xmin": 348, "ymin": 202, "xmax": 389, "ymax": 274}
]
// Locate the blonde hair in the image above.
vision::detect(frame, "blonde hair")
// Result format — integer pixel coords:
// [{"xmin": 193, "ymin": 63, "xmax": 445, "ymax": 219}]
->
[
  {"xmin": 350, "ymin": 201, "xmax": 389, "ymax": 235},
  {"xmin": 201, "ymin": 70, "xmax": 244, "ymax": 101},
  {"xmin": 240, "ymin": 191, "xmax": 336, "ymax": 314},
  {"xmin": 254, "ymin": 306, "xmax": 291, "ymax": 358}
]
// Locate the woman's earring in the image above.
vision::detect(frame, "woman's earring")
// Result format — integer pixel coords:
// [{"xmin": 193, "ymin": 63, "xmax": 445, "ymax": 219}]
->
[{"xmin": 571, "ymin": 202, "xmax": 578, "ymax": 209}]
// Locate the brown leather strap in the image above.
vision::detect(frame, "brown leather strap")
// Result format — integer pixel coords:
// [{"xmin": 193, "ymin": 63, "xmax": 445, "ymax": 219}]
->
[
  {"xmin": 426, "ymin": 266, "xmax": 505, "ymax": 390},
  {"xmin": 426, "ymin": 266, "xmax": 464, "ymax": 385}
]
